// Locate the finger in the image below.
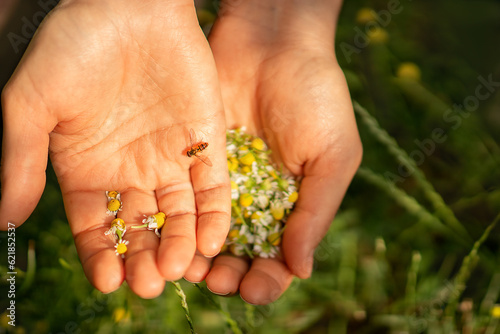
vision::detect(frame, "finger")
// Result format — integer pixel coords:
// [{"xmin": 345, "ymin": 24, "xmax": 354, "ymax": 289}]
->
[
  {"xmin": 283, "ymin": 149, "xmax": 362, "ymax": 279},
  {"xmin": 190, "ymin": 130, "xmax": 231, "ymax": 257},
  {"xmin": 0, "ymin": 86, "xmax": 56, "ymax": 229},
  {"xmin": 64, "ymin": 191, "xmax": 124, "ymax": 293},
  {"xmin": 183, "ymin": 251, "xmax": 212, "ymax": 283},
  {"xmin": 119, "ymin": 189, "xmax": 165, "ymax": 299},
  {"xmin": 156, "ymin": 181, "xmax": 197, "ymax": 281},
  {"xmin": 239, "ymin": 257, "xmax": 293, "ymax": 305},
  {"xmin": 205, "ymin": 255, "xmax": 249, "ymax": 296}
]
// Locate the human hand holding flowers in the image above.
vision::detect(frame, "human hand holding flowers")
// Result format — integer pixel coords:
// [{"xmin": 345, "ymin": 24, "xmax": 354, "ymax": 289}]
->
[
  {"xmin": 0, "ymin": 0, "xmax": 230, "ymax": 298},
  {"xmin": 184, "ymin": 0, "xmax": 362, "ymax": 304}
]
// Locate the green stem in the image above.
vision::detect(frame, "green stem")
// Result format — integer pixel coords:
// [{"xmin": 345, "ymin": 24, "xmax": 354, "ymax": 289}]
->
[
  {"xmin": 194, "ymin": 283, "xmax": 243, "ymax": 334},
  {"xmin": 19, "ymin": 240, "xmax": 36, "ymax": 294},
  {"xmin": 405, "ymin": 251, "xmax": 421, "ymax": 315},
  {"xmin": 444, "ymin": 212, "xmax": 500, "ymax": 318},
  {"xmin": 171, "ymin": 281, "xmax": 195, "ymax": 334}
]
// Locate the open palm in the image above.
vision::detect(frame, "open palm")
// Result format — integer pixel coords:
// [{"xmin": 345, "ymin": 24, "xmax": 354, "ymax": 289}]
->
[
  {"xmin": 0, "ymin": 0, "xmax": 230, "ymax": 298},
  {"xmin": 184, "ymin": 4, "xmax": 362, "ymax": 304}
]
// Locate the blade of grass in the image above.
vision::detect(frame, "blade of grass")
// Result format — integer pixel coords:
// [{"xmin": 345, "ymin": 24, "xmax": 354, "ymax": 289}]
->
[
  {"xmin": 356, "ymin": 167, "xmax": 469, "ymax": 246},
  {"xmin": 171, "ymin": 281, "xmax": 195, "ymax": 334},
  {"xmin": 444, "ymin": 212, "xmax": 500, "ymax": 318},
  {"xmin": 479, "ymin": 273, "xmax": 500, "ymax": 315},
  {"xmin": 353, "ymin": 101, "xmax": 471, "ymax": 244},
  {"xmin": 405, "ymin": 251, "xmax": 421, "ymax": 315},
  {"xmin": 18, "ymin": 240, "xmax": 36, "ymax": 294},
  {"xmin": 194, "ymin": 283, "xmax": 243, "ymax": 334}
]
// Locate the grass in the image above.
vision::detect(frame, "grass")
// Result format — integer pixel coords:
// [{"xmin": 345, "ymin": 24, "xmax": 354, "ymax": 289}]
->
[{"xmin": 1, "ymin": 0, "xmax": 500, "ymax": 333}]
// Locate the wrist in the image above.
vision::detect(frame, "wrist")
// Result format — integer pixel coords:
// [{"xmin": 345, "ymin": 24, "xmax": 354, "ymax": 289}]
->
[{"xmin": 216, "ymin": 0, "xmax": 342, "ymax": 48}]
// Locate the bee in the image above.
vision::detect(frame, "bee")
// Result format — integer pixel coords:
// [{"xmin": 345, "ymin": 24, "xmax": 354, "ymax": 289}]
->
[{"xmin": 186, "ymin": 128, "xmax": 212, "ymax": 167}]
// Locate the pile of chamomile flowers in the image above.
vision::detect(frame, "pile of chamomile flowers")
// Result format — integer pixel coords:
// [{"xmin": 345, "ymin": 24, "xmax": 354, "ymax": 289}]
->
[{"xmin": 223, "ymin": 128, "xmax": 299, "ymax": 258}]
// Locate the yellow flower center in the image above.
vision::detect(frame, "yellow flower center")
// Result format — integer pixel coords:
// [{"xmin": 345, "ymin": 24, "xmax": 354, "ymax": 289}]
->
[
  {"xmin": 116, "ymin": 243, "xmax": 128, "ymax": 255},
  {"xmin": 492, "ymin": 305, "xmax": 500, "ymax": 318},
  {"xmin": 241, "ymin": 166, "xmax": 251, "ymax": 174},
  {"xmin": 267, "ymin": 232, "xmax": 281, "ymax": 246},
  {"xmin": 355, "ymin": 8, "xmax": 377, "ymax": 24},
  {"xmin": 111, "ymin": 218, "xmax": 125, "ymax": 229},
  {"xmin": 153, "ymin": 212, "xmax": 166, "ymax": 229},
  {"xmin": 228, "ymin": 229, "xmax": 239, "ymax": 239},
  {"xmin": 367, "ymin": 27, "xmax": 388, "ymax": 44},
  {"xmin": 227, "ymin": 157, "xmax": 239, "ymax": 172},
  {"xmin": 112, "ymin": 308, "xmax": 127, "ymax": 323},
  {"xmin": 251, "ymin": 138, "xmax": 266, "ymax": 151},
  {"xmin": 107, "ymin": 199, "xmax": 122, "ymax": 212},
  {"xmin": 107, "ymin": 191, "xmax": 119, "ymax": 199},
  {"xmin": 239, "ymin": 152, "xmax": 256, "ymax": 166},
  {"xmin": 271, "ymin": 207, "xmax": 285, "ymax": 220},
  {"xmin": 230, "ymin": 181, "xmax": 238, "ymax": 190},
  {"xmin": 288, "ymin": 191, "xmax": 299, "ymax": 203},
  {"xmin": 251, "ymin": 211, "xmax": 263, "ymax": 220},
  {"xmin": 397, "ymin": 62, "xmax": 421, "ymax": 81},
  {"xmin": 239, "ymin": 193, "xmax": 253, "ymax": 207}
]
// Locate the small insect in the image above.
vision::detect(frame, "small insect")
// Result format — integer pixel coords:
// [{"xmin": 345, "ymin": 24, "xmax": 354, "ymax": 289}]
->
[{"xmin": 186, "ymin": 128, "xmax": 212, "ymax": 167}]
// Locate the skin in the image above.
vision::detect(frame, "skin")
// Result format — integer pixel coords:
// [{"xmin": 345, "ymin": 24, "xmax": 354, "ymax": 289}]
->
[
  {"xmin": 0, "ymin": 0, "xmax": 231, "ymax": 298},
  {"xmin": 183, "ymin": 0, "xmax": 363, "ymax": 305},
  {"xmin": 1, "ymin": 0, "xmax": 362, "ymax": 305}
]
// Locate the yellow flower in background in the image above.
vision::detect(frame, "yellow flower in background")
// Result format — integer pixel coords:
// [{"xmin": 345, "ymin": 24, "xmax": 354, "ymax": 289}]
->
[
  {"xmin": 396, "ymin": 62, "xmax": 422, "ymax": 81},
  {"xmin": 367, "ymin": 27, "xmax": 388, "ymax": 44},
  {"xmin": 492, "ymin": 304, "xmax": 500, "ymax": 318},
  {"xmin": 356, "ymin": 8, "xmax": 377, "ymax": 24},
  {"xmin": 112, "ymin": 307, "xmax": 130, "ymax": 323}
]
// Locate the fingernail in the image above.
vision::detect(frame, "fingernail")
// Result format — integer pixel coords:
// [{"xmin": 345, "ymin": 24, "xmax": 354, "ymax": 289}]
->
[
  {"xmin": 183, "ymin": 277, "xmax": 202, "ymax": 284},
  {"xmin": 203, "ymin": 248, "xmax": 221, "ymax": 258},
  {"xmin": 206, "ymin": 285, "xmax": 231, "ymax": 296}
]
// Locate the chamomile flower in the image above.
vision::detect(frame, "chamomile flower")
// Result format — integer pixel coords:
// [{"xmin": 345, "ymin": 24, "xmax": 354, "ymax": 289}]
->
[
  {"xmin": 107, "ymin": 199, "xmax": 123, "ymax": 215},
  {"xmin": 115, "ymin": 239, "xmax": 129, "ymax": 258},
  {"xmin": 106, "ymin": 191, "xmax": 121, "ymax": 201},
  {"xmin": 131, "ymin": 212, "xmax": 166, "ymax": 237},
  {"xmin": 105, "ymin": 218, "xmax": 127, "ymax": 241},
  {"xmin": 230, "ymin": 181, "xmax": 240, "ymax": 200},
  {"xmin": 224, "ymin": 128, "xmax": 299, "ymax": 258}
]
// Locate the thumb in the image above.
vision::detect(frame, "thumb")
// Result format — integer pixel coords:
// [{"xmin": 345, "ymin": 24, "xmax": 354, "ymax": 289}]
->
[
  {"xmin": 282, "ymin": 146, "xmax": 362, "ymax": 279},
  {"xmin": 0, "ymin": 83, "xmax": 55, "ymax": 230}
]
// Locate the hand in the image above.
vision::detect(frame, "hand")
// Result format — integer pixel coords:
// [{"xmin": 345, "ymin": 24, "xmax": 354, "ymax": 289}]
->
[
  {"xmin": 184, "ymin": 0, "xmax": 362, "ymax": 304},
  {"xmin": 0, "ymin": 0, "xmax": 230, "ymax": 298}
]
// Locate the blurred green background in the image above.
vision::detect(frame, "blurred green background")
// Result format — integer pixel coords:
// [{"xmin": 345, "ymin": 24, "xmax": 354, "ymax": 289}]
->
[{"xmin": 1, "ymin": 0, "xmax": 500, "ymax": 333}]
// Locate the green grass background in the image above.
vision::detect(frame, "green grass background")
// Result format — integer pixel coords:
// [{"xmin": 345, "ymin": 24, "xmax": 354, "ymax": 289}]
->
[{"xmin": 1, "ymin": 0, "xmax": 500, "ymax": 333}]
